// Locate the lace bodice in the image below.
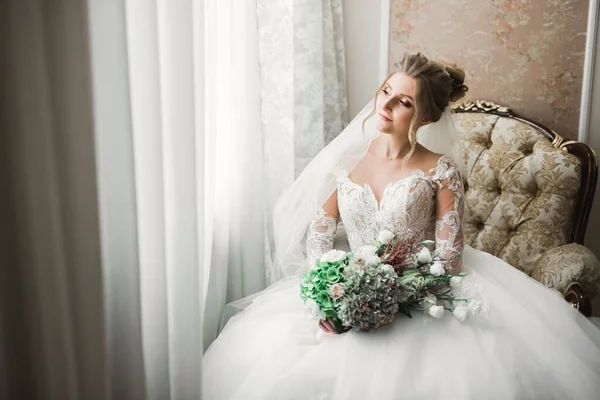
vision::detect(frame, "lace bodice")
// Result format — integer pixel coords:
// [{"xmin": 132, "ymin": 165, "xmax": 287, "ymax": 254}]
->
[{"xmin": 306, "ymin": 155, "xmax": 464, "ymax": 273}]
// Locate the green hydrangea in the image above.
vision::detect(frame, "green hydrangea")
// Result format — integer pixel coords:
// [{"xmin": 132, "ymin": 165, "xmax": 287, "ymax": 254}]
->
[
  {"xmin": 337, "ymin": 263, "xmax": 399, "ymax": 332},
  {"xmin": 300, "ymin": 252, "xmax": 352, "ymax": 329}
]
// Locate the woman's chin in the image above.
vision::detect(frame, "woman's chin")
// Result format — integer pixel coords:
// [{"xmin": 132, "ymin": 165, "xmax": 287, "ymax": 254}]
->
[{"xmin": 375, "ymin": 120, "xmax": 394, "ymax": 133}]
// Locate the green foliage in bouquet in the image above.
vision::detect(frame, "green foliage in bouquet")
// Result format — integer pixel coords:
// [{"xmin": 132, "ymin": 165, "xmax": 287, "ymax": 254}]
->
[
  {"xmin": 300, "ymin": 230, "xmax": 482, "ymax": 334},
  {"xmin": 299, "ymin": 250, "xmax": 349, "ymax": 333},
  {"xmin": 379, "ymin": 235, "xmax": 478, "ymax": 320},
  {"xmin": 300, "ymin": 246, "xmax": 401, "ymax": 333}
]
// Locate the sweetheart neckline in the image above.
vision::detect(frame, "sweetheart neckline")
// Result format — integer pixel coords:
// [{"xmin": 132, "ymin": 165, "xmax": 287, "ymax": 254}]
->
[
  {"xmin": 338, "ymin": 172, "xmax": 424, "ymax": 210},
  {"xmin": 336, "ymin": 155, "xmax": 450, "ymax": 210}
]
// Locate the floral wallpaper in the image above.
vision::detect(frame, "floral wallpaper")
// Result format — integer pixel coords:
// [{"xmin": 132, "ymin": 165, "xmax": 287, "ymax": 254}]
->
[{"xmin": 388, "ymin": 0, "xmax": 589, "ymax": 138}]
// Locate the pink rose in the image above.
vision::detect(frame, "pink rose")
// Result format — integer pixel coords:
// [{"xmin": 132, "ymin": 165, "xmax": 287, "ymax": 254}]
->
[{"xmin": 329, "ymin": 283, "xmax": 346, "ymax": 299}]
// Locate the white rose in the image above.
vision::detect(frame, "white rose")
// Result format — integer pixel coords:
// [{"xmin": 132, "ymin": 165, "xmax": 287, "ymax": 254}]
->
[
  {"xmin": 352, "ymin": 256, "xmax": 366, "ymax": 267},
  {"xmin": 450, "ymin": 276, "xmax": 463, "ymax": 289},
  {"xmin": 365, "ymin": 254, "xmax": 381, "ymax": 267},
  {"xmin": 377, "ymin": 230, "xmax": 394, "ymax": 245},
  {"xmin": 320, "ymin": 249, "xmax": 346, "ymax": 263},
  {"xmin": 452, "ymin": 304, "xmax": 469, "ymax": 322},
  {"xmin": 357, "ymin": 245, "xmax": 378, "ymax": 257},
  {"xmin": 417, "ymin": 247, "xmax": 432, "ymax": 264},
  {"xmin": 429, "ymin": 261, "xmax": 445, "ymax": 277},
  {"xmin": 381, "ymin": 264, "xmax": 394, "ymax": 274},
  {"xmin": 429, "ymin": 305, "xmax": 445, "ymax": 319}
]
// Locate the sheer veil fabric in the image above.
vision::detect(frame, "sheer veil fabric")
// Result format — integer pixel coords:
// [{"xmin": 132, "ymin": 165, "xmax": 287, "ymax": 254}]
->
[{"xmin": 269, "ymin": 101, "xmax": 463, "ymax": 283}]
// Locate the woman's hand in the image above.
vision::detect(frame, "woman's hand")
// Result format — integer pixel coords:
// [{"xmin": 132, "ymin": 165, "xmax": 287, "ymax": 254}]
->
[{"xmin": 318, "ymin": 317, "xmax": 338, "ymax": 334}]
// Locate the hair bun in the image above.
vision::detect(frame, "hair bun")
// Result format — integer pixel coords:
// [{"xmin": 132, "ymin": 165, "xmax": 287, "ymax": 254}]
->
[
  {"xmin": 450, "ymin": 82, "xmax": 468, "ymax": 102},
  {"xmin": 444, "ymin": 64, "xmax": 468, "ymax": 102}
]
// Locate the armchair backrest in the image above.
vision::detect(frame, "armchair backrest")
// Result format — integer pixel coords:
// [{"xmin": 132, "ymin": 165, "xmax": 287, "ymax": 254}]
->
[{"xmin": 453, "ymin": 101, "xmax": 598, "ymax": 275}]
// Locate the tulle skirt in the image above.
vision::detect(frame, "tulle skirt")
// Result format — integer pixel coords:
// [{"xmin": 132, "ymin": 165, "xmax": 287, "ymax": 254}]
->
[{"xmin": 201, "ymin": 246, "xmax": 600, "ymax": 399}]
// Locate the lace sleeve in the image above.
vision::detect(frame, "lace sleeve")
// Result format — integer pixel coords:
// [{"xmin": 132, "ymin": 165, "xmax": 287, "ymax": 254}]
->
[
  {"xmin": 306, "ymin": 190, "xmax": 339, "ymax": 266},
  {"xmin": 433, "ymin": 157, "xmax": 465, "ymax": 274}
]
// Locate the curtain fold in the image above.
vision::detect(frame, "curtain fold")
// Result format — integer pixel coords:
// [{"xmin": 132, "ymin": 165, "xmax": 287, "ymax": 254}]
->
[
  {"xmin": 92, "ymin": 0, "xmax": 266, "ymax": 395},
  {"xmin": 201, "ymin": 0, "xmax": 267, "ymax": 350},
  {"xmin": 88, "ymin": 0, "xmax": 148, "ymax": 397},
  {"xmin": 89, "ymin": 0, "xmax": 209, "ymax": 397},
  {"xmin": 123, "ymin": 0, "xmax": 204, "ymax": 396},
  {"xmin": 1, "ymin": 1, "xmax": 108, "ymax": 398},
  {"xmin": 123, "ymin": 0, "xmax": 170, "ymax": 396}
]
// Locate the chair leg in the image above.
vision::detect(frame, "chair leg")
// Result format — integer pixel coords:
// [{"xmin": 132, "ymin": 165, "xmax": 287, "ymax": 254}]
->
[{"xmin": 564, "ymin": 283, "xmax": 592, "ymax": 317}]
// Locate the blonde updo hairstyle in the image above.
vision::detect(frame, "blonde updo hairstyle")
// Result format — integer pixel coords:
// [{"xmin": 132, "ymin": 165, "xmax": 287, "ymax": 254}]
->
[{"xmin": 364, "ymin": 52, "xmax": 468, "ymax": 161}]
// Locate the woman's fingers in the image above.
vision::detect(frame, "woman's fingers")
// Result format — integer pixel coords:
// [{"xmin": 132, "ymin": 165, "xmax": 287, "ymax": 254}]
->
[
  {"xmin": 323, "ymin": 318, "xmax": 337, "ymax": 334},
  {"xmin": 318, "ymin": 318, "xmax": 341, "ymax": 334},
  {"xmin": 327, "ymin": 317, "xmax": 339, "ymax": 334},
  {"xmin": 318, "ymin": 320, "xmax": 331, "ymax": 333}
]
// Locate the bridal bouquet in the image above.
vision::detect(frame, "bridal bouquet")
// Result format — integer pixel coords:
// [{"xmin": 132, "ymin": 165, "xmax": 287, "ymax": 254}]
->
[
  {"xmin": 376, "ymin": 231, "xmax": 482, "ymax": 321},
  {"xmin": 299, "ymin": 244, "xmax": 399, "ymax": 333},
  {"xmin": 300, "ymin": 230, "xmax": 481, "ymax": 335}
]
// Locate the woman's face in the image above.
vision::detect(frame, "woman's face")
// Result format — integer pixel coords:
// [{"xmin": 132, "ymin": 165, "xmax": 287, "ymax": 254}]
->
[{"xmin": 374, "ymin": 72, "xmax": 418, "ymax": 136}]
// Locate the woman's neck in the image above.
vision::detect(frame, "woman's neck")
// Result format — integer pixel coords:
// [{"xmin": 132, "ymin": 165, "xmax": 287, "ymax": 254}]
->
[{"xmin": 370, "ymin": 134, "xmax": 412, "ymax": 160}]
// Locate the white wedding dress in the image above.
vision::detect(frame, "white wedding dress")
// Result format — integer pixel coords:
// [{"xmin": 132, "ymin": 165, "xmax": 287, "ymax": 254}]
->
[{"xmin": 202, "ymin": 156, "xmax": 600, "ymax": 399}]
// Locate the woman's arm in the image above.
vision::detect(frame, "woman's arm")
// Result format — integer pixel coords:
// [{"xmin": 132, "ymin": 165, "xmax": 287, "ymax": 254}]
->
[
  {"xmin": 306, "ymin": 190, "xmax": 340, "ymax": 334},
  {"xmin": 434, "ymin": 158, "xmax": 465, "ymax": 274},
  {"xmin": 306, "ymin": 190, "xmax": 340, "ymax": 266}
]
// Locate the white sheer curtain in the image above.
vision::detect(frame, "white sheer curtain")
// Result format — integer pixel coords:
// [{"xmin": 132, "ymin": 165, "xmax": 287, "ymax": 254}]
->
[
  {"xmin": 200, "ymin": 0, "xmax": 267, "ymax": 349},
  {"xmin": 89, "ymin": 0, "xmax": 265, "ymax": 397},
  {"xmin": 1, "ymin": 0, "xmax": 265, "ymax": 396},
  {"xmin": 258, "ymin": 0, "xmax": 348, "ymax": 283}
]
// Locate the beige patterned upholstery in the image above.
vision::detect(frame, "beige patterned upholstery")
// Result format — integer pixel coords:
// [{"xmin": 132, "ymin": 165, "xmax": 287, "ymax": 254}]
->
[
  {"xmin": 532, "ymin": 243, "xmax": 600, "ymax": 294},
  {"xmin": 454, "ymin": 111, "xmax": 600, "ymax": 303}
]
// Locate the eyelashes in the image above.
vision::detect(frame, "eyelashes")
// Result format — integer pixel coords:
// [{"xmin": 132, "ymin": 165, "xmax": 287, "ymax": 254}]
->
[{"xmin": 381, "ymin": 88, "xmax": 412, "ymax": 108}]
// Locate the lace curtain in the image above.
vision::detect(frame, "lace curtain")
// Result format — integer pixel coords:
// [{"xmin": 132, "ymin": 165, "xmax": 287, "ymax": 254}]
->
[{"xmin": 258, "ymin": 0, "xmax": 349, "ymax": 281}]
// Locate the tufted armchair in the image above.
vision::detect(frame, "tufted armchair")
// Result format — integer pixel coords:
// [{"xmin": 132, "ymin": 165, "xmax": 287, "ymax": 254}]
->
[{"xmin": 452, "ymin": 100, "xmax": 600, "ymax": 316}]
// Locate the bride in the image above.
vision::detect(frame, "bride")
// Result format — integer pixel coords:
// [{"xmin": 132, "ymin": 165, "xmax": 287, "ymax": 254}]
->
[{"xmin": 202, "ymin": 53, "xmax": 600, "ymax": 399}]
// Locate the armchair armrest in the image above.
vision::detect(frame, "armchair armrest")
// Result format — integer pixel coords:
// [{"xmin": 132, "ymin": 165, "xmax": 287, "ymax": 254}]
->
[{"xmin": 531, "ymin": 243, "xmax": 600, "ymax": 316}]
